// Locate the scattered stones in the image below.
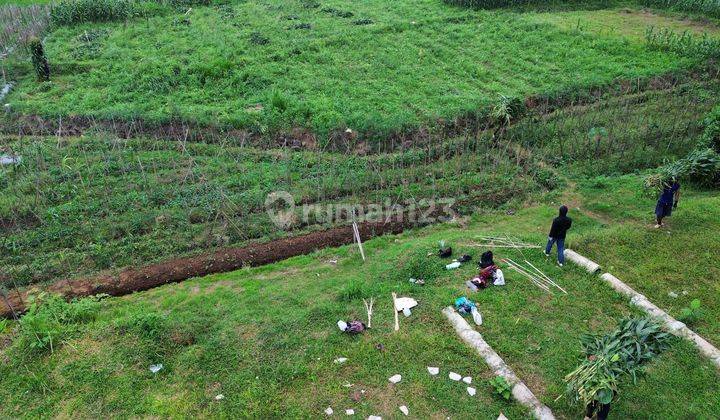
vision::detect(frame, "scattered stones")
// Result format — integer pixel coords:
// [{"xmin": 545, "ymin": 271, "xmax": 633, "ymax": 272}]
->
[
  {"xmin": 467, "ymin": 387, "xmax": 476, "ymax": 396},
  {"xmin": 215, "ymin": 394, "xmax": 224, "ymax": 400},
  {"xmin": 334, "ymin": 357, "xmax": 348, "ymax": 364},
  {"xmin": 449, "ymin": 372, "xmax": 462, "ymax": 381},
  {"xmin": 399, "ymin": 405, "xmax": 409, "ymax": 416},
  {"xmin": 668, "ymin": 291, "xmax": 679, "ymax": 298},
  {"xmin": 462, "ymin": 376, "xmax": 472, "ymax": 384},
  {"xmin": 325, "ymin": 407, "xmax": 334, "ymax": 416},
  {"xmin": 388, "ymin": 374, "xmax": 402, "ymax": 384},
  {"xmin": 368, "ymin": 416, "xmax": 382, "ymax": 420},
  {"xmin": 149, "ymin": 363, "xmax": 163, "ymax": 373},
  {"xmin": 427, "ymin": 366, "xmax": 439, "ymax": 375},
  {"xmin": 345, "ymin": 409, "xmax": 355, "ymax": 415}
]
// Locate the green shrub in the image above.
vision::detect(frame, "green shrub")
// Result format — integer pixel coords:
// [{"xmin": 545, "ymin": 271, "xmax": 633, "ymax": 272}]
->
[
  {"xmin": 51, "ymin": 0, "xmax": 138, "ymax": 25},
  {"xmin": 640, "ymin": 0, "xmax": 720, "ymax": 18},
  {"xmin": 28, "ymin": 37, "xmax": 50, "ymax": 82},
  {"xmin": 0, "ymin": 318, "xmax": 10, "ymax": 334},
  {"xmin": 489, "ymin": 376, "xmax": 512, "ymax": 400},
  {"xmin": 18, "ymin": 293, "xmax": 103, "ymax": 353}
]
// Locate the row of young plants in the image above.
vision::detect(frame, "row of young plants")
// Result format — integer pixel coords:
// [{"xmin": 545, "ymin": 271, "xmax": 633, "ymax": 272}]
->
[{"xmin": 0, "ymin": 135, "xmax": 542, "ymax": 287}]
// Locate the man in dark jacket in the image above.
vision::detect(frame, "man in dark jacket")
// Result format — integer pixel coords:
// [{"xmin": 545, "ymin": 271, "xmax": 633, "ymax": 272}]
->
[{"xmin": 544, "ymin": 205, "xmax": 572, "ymax": 266}]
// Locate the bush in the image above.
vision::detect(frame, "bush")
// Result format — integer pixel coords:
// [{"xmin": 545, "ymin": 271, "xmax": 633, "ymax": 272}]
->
[
  {"xmin": 50, "ymin": 0, "xmax": 138, "ymax": 25},
  {"xmin": 18, "ymin": 293, "xmax": 103, "ymax": 353}
]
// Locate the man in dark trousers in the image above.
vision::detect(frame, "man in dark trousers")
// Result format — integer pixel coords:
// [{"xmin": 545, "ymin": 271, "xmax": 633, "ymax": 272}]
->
[{"xmin": 544, "ymin": 205, "xmax": 572, "ymax": 267}]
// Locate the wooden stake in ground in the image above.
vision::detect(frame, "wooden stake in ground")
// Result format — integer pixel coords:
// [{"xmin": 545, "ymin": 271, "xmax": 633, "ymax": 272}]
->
[
  {"xmin": 352, "ymin": 222, "xmax": 366, "ymax": 261},
  {"xmin": 363, "ymin": 297, "xmax": 375, "ymax": 328},
  {"xmin": 391, "ymin": 292, "xmax": 399, "ymax": 331}
]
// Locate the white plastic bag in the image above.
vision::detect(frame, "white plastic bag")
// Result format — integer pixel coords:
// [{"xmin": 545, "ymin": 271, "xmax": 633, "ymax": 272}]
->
[{"xmin": 471, "ymin": 307, "xmax": 483, "ymax": 326}]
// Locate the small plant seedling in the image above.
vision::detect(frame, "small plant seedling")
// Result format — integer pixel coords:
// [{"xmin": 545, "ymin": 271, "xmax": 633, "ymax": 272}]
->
[
  {"xmin": 489, "ymin": 376, "xmax": 512, "ymax": 401},
  {"xmin": 678, "ymin": 299, "xmax": 703, "ymax": 326}
]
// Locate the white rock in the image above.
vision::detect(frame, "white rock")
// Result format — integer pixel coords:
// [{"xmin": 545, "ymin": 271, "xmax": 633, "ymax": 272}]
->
[
  {"xmin": 343, "ymin": 383, "xmax": 354, "ymax": 388},
  {"xmin": 149, "ymin": 364, "xmax": 163, "ymax": 373},
  {"xmin": 399, "ymin": 405, "xmax": 409, "ymax": 416},
  {"xmin": 368, "ymin": 416, "xmax": 382, "ymax": 420},
  {"xmin": 388, "ymin": 374, "xmax": 402, "ymax": 384},
  {"xmin": 467, "ymin": 386, "xmax": 476, "ymax": 396},
  {"xmin": 325, "ymin": 407, "xmax": 334, "ymax": 416},
  {"xmin": 668, "ymin": 291, "xmax": 679, "ymax": 298},
  {"xmin": 215, "ymin": 394, "xmax": 224, "ymax": 400},
  {"xmin": 462, "ymin": 376, "xmax": 472, "ymax": 384},
  {"xmin": 497, "ymin": 413, "xmax": 509, "ymax": 420},
  {"xmin": 334, "ymin": 357, "xmax": 348, "ymax": 364},
  {"xmin": 427, "ymin": 366, "xmax": 439, "ymax": 375},
  {"xmin": 337, "ymin": 320, "xmax": 348, "ymax": 331},
  {"xmin": 449, "ymin": 372, "xmax": 462, "ymax": 381},
  {"xmin": 346, "ymin": 409, "xmax": 355, "ymax": 415}
]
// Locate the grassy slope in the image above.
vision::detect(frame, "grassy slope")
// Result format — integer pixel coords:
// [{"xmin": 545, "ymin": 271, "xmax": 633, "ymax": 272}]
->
[
  {"xmin": 5, "ymin": 0, "xmax": 710, "ymax": 135},
  {"xmin": 574, "ymin": 174, "xmax": 720, "ymax": 345},
  {"xmin": 1, "ymin": 177, "xmax": 718, "ymax": 418},
  {"xmin": 2, "ymin": 78, "xmax": 717, "ymax": 288}
]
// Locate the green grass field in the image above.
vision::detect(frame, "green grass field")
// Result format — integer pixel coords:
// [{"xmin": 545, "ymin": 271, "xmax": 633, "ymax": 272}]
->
[
  {"xmin": 1, "ymin": 175, "xmax": 719, "ymax": 418},
  {"xmin": 3, "ymin": 0, "xmax": 718, "ymax": 139},
  {"xmin": 2, "ymin": 0, "xmax": 720, "ymax": 417}
]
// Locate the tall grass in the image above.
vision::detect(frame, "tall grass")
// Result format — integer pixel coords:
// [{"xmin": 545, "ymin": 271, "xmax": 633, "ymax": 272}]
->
[
  {"xmin": 645, "ymin": 27, "xmax": 720, "ymax": 60},
  {"xmin": 641, "ymin": 0, "xmax": 720, "ymax": 18},
  {"xmin": 50, "ymin": 0, "xmax": 139, "ymax": 25},
  {"xmin": 0, "ymin": 4, "xmax": 50, "ymax": 59}
]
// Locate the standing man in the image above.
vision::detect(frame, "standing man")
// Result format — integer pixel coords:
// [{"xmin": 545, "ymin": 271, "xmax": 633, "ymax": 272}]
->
[
  {"xmin": 655, "ymin": 178, "xmax": 680, "ymax": 228},
  {"xmin": 545, "ymin": 205, "xmax": 572, "ymax": 267}
]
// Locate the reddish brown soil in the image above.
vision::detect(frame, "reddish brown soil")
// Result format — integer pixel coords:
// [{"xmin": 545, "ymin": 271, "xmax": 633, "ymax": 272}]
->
[{"xmin": 0, "ymin": 218, "xmax": 420, "ymax": 318}]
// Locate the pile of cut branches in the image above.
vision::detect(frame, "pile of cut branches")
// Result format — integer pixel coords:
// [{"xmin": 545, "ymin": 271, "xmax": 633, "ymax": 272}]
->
[{"xmin": 564, "ymin": 317, "xmax": 672, "ymax": 407}]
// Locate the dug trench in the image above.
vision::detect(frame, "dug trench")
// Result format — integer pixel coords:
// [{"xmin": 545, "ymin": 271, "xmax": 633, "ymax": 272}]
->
[{"xmin": 0, "ymin": 215, "xmax": 444, "ymax": 318}]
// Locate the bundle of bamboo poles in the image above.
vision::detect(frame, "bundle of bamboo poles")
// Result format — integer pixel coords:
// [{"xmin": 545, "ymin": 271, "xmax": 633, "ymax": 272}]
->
[
  {"xmin": 504, "ymin": 258, "xmax": 567, "ymax": 295},
  {"xmin": 469, "ymin": 235, "xmax": 541, "ymax": 249}
]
